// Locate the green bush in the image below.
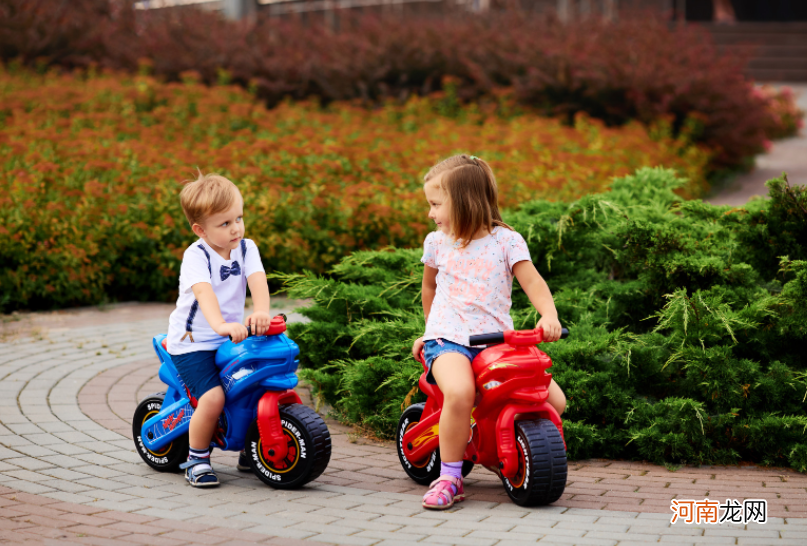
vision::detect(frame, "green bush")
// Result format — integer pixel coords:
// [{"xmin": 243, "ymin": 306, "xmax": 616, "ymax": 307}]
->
[{"xmin": 275, "ymin": 168, "xmax": 807, "ymax": 470}]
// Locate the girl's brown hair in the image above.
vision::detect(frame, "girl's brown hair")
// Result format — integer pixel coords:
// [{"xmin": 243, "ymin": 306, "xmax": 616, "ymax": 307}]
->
[{"xmin": 424, "ymin": 154, "xmax": 512, "ymax": 248}]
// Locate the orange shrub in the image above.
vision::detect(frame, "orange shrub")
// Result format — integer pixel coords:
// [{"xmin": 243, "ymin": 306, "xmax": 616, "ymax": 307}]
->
[{"xmin": 0, "ymin": 67, "xmax": 710, "ymax": 310}]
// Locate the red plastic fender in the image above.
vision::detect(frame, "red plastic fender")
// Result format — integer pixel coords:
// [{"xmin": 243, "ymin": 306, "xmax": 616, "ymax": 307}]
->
[
  {"xmin": 496, "ymin": 402, "xmax": 562, "ymax": 479},
  {"xmin": 256, "ymin": 390, "xmax": 302, "ymax": 464}
]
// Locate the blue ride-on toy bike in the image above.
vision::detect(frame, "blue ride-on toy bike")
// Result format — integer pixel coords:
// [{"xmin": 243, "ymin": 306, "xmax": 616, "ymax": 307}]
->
[{"xmin": 132, "ymin": 315, "xmax": 331, "ymax": 489}]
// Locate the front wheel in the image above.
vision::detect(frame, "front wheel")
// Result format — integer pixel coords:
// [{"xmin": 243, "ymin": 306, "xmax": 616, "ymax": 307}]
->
[
  {"xmin": 132, "ymin": 393, "xmax": 188, "ymax": 472},
  {"xmin": 245, "ymin": 403, "xmax": 331, "ymax": 489},
  {"xmin": 501, "ymin": 419, "xmax": 567, "ymax": 506}
]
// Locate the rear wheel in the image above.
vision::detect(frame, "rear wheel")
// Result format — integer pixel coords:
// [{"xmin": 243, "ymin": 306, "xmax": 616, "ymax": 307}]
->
[
  {"xmin": 245, "ymin": 404, "xmax": 331, "ymax": 489},
  {"xmin": 132, "ymin": 393, "xmax": 188, "ymax": 472},
  {"xmin": 501, "ymin": 419, "xmax": 567, "ymax": 506},
  {"xmin": 397, "ymin": 403, "xmax": 474, "ymax": 485}
]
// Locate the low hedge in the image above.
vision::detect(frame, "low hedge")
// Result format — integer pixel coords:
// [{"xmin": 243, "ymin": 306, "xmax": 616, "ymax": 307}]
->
[
  {"xmin": 276, "ymin": 168, "xmax": 807, "ymax": 471},
  {"xmin": 0, "ymin": 67, "xmax": 708, "ymax": 311},
  {"xmin": 1, "ymin": 0, "xmax": 802, "ymax": 174}
]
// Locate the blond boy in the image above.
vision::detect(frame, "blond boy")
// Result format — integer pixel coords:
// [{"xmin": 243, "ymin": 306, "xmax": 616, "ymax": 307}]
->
[{"xmin": 167, "ymin": 173, "xmax": 271, "ymax": 487}]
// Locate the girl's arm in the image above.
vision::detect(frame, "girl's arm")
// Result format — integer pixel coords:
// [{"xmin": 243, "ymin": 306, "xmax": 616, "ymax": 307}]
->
[
  {"xmin": 412, "ymin": 265, "xmax": 439, "ymax": 359},
  {"xmin": 191, "ymin": 282, "xmax": 249, "ymax": 343},
  {"xmin": 512, "ymin": 261, "xmax": 562, "ymax": 342},
  {"xmin": 245, "ymin": 272, "xmax": 271, "ymax": 335},
  {"xmin": 422, "ymin": 265, "xmax": 438, "ymax": 322}
]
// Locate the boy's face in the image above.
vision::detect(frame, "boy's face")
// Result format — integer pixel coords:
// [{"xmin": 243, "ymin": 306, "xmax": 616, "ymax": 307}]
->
[
  {"xmin": 424, "ymin": 177, "xmax": 451, "ymax": 235},
  {"xmin": 193, "ymin": 199, "xmax": 245, "ymax": 258}
]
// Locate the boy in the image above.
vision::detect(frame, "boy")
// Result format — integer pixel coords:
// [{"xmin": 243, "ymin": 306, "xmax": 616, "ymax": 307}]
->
[{"xmin": 167, "ymin": 172, "xmax": 271, "ymax": 487}]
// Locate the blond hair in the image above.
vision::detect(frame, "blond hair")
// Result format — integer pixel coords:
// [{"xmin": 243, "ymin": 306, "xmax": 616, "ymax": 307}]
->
[
  {"xmin": 179, "ymin": 171, "xmax": 241, "ymax": 227},
  {"xmin": 424, "ymin": 154, "xmax": 511, "ymax": 248}
]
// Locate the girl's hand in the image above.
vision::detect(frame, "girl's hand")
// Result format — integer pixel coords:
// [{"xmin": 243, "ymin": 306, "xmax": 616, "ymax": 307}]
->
[
  {"xmin": 412, "ymin": 337, "xmax": 425, "ymax": 360},
  {"xmin": 217, "ymin": 322, "xmax": 249, "ymax": 343},
  {"xmin": 246, "ymin": 311, "xmax": 272, "ymax": 336},
  {"xmin": 537, "ymin": 316, "xmax": 562, "ymax": 342}
]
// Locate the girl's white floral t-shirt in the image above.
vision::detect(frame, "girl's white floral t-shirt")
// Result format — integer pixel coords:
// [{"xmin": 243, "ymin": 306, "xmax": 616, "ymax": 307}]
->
[{"xmin": 421, "ymin": 227, "xmax": 532, "ymax": 347}]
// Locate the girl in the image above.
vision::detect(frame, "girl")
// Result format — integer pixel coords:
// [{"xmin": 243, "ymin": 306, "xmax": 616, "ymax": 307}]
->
[{"xmin": 412, "ymin": 154, "xmax": 566, "ymax": 510}]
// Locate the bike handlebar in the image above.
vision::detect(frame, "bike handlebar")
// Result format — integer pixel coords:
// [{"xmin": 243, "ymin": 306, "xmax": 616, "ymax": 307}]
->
[
  {"xmin": 468, "ymin": 327, "xmax": 569, "ymax": 347},
  {"xmin": 229, "ymin": 314, "xmax": 287, "ymax": 341}
]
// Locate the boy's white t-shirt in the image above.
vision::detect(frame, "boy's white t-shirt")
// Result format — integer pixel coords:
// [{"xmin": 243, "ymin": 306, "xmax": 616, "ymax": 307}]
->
[
  {"xmin": 167, "ymin": 238, "xmax": 265, "ymax": 355},
  {"xmin": 421, "ymin": 227, "xmax": 532, "ymax": 347}
]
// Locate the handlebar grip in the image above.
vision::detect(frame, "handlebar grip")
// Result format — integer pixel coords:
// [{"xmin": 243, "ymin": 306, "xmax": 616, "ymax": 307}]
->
[
  {"xmin": 468, "ymin": 332, "xmax": 505, "ymax": 346},
  {"xmin": 560, "ymin": 328, "xmax": 569, "ymax": 339},
  {"xmin": 228, "ymin": 325, "xmax": 253, "ymax": 342}
]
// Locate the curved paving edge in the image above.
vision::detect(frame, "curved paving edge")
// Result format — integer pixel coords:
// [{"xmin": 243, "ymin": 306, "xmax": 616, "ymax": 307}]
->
[{"xmin": 0, "ymin": 310, "xmax": 805, "ymax": 546}]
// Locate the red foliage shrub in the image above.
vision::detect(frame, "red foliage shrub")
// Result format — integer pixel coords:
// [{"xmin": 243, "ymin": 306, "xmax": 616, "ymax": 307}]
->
[{"xmin": 0, "ymin": 1, "xmax": 797, "ymax": 173}]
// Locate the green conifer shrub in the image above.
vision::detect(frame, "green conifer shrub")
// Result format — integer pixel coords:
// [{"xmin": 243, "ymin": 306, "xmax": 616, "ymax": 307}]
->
[{"xmin": 274, "ymin": 168, "xmax": 807, "ymax": 470}]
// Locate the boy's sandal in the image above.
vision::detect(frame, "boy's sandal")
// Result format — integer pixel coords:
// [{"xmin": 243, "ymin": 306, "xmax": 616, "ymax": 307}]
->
[
  {"xmin": 180, "ymin": 459, "xmax": 220, "ymax": 488},
  {"xmin": 422, "ymin": 475, "xmax": 464, "ymax": 510}
]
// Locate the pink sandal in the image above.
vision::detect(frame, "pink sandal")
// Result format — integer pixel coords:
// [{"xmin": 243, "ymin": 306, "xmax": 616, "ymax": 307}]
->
[{"xmin": 422, "ymin": 476, "xmax": 465, "ymax": 510}]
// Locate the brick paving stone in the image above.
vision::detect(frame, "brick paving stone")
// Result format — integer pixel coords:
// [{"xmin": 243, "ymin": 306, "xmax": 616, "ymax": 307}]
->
[
  {"xmin": 115, "ymin": 533, "xmax": 191, "ymax": 546},
  {"xmin": 420, "ymin": 535, "xmax": 500, "ymax": 546},
  {"xmin": 361, "ymin": 529, "xmax": 434, "ymax": 542},
  {"xmin": 306, "ymin": 534, "xmax": 377, "ymax": 546}
]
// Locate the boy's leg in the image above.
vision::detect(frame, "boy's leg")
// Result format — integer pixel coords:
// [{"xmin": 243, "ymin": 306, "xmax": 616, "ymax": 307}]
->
[
  {"xmin": 182, "ymin": 386, "xmax": 225, "ymax": 487},
  {"xmin": 548, "ymin": 378, "xmax": 566, "ymax": 416},
  {"xmin": 171, "ymin": 350, "xmax": 225, "ymax": 486},
  {"xmin": 189, "ymin": 386, "xmax": 225, "ymax": 449}
]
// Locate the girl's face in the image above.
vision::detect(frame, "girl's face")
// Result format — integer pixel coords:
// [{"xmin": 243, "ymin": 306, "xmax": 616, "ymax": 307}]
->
[
  {"xmin": 192, "ymin": 199, "xmax": 245, "ymax": 259},
  {"xmin": 424, "ymin": 178, "xmax": 451, "ymax": 235}
]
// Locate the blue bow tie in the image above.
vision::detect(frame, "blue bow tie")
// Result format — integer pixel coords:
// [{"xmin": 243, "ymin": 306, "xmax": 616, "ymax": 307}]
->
[{"xmin": 220, "ymin": 261, "xmax": 241, "ymax": 281}]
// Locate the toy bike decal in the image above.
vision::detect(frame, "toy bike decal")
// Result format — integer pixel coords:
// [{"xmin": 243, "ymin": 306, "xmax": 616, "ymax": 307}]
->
[
  {"xmin": 222, "ymin": 363, "xmax": 256, "ymax": 393},
  {"xmin": 133, "ymin": 315, "xmax": 332, "ymax": 489},
  {"xmin": 142, "ymin": 401, "xmax": 194, "ymax": 449},
  {"xmin": 411, "ymin": 424, "xmax": 439, "ymax": 449},
  {"xmin": 162, "ymin": 409, "xmax": 185, "ymax": 431}
]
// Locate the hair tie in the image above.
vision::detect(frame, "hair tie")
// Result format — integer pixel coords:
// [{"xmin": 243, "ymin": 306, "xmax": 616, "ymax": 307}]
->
[{"xmin": 469, "ymin": 155, "xmax": 479, "ymax": 161}]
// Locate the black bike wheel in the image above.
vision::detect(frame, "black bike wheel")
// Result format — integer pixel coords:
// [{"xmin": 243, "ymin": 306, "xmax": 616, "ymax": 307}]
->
[
  {"xmin": 132, "ymin": 393, "xmax": 188, "ymax": 472},
  {"xmin": 245, "ymin": 403, "xmax": 331, "ymax": 489},
  {"xmin": 501, "ymin": 419, "xmax": 567, "ymax": 506},
  {"xmin": 396, "ymin": 403, "xmax": 474, "ymax": 485}
]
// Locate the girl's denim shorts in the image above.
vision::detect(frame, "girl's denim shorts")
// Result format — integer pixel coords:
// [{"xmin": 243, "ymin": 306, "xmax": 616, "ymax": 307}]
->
[{"xmin": 423, "ymin": 338, "xmax": 485, "ymax": 385}]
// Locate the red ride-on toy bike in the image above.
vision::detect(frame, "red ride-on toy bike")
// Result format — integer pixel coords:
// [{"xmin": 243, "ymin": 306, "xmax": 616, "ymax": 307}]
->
[{"xmin": 397, "ymin": 327, "xmax": 569, "ymax": 506}]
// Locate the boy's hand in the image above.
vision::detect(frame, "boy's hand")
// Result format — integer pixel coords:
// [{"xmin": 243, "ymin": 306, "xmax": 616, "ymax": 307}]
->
[
  {"xmin": 412, "ymin": 337, "xmax": 425, "ymax": 361},
  {"xmin": 245, "ymin": 311, "xmax": 272, "ymax": 336},
  {"xmin": 216, "ymin": 322, "xmax": 249, "ymax": 343},
  {"xmin": 537, "ymin": 316, "xmax": 562, "ymax": 342}
]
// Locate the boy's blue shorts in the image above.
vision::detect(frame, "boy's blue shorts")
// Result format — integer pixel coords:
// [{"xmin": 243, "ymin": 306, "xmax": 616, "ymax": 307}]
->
[
  {"xmin": 171, "ymin": 350, "xmax": 222, "ymax": 400},
  {"xmin": 423, "ymin": 338, "xmax": 485, "ymax": 385}
]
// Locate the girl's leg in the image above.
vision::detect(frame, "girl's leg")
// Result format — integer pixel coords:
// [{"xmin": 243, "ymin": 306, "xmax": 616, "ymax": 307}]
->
[
  {"xmin": 548, "ymin": 379, "xmax": 566, "ymax": 416},
  {"xmin": 423, "ymin": 352, "xmax": 475, "ymax": 509},
  {"xmin": 431, "ymin": 353, "xmax": 475, "ymax": 462}
]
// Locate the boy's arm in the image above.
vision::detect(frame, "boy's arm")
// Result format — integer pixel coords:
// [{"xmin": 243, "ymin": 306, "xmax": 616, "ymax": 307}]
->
[
  {"xmin": 191, "ymin": 282, "xmax": 249, "ymax": 343},
  {"xmin": 245, "ymin": 272, "xmax": 271, "ymax": 335},
  {"xmin": 512, "ymin": 261, "xmax": 562, "ymax": 342},
  {"xmin": 412, "ymin": 266, "xmax": 438, "ymax": 359}
]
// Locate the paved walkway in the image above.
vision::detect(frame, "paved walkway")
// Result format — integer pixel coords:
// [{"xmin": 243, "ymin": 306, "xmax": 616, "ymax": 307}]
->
[
  {"xmin": 707, "ymin": 84, "xmax": 807, "ymax": 207},
  {"xmin": 1, "ymin": 304, "xmax": 807, "ymax": 545}
]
